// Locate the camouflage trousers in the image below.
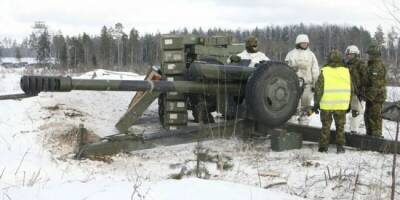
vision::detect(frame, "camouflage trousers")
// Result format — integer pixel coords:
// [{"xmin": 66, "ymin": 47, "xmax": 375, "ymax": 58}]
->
[
  {"xmin": 319, "ymin": 110, "xmax": 347, "ymax": 147},
  {"xmin": 364, "ymin": 101, "xmax": 383, "ymax": 137}
]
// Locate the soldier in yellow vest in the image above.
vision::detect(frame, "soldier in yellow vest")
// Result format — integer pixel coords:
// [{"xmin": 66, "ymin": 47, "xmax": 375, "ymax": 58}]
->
[{"xmin": 313, "ymin": 49, "xmax": 351, "ymax": 153}]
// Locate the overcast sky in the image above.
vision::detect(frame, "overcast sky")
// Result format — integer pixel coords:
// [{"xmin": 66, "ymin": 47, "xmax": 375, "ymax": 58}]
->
[{"xmin": 0, "ymin": 0, "xmax": 397, "ymax": 41}]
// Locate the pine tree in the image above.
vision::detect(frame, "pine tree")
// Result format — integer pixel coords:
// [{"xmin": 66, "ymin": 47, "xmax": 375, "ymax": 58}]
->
[
  {"xmin": 60, "ymin": 43, "xmax": 67, "ymax": 67},
  {"xmin": 387, "ymin": 27, "xmax": 397, "ymax": 60},
  {"xmin": 114, "ymin": 23, "xmax": 125, "ymax": 66},
  {"xmin": 128, "ymin": 28, "xmax": 139, "ymax": 66},
  {"xmin": 53, "ymin": 33, "xmax": 67, "ymax": 66},
  {"xmin": 68, "ymin": 36, "xmax": 84, "ymax": 68},
  {"xmin": 82, "ymin": 33, "xmax": 93, "ymax": 66},
  {"xmin": 36, "ymin": 30, "xmax": 51, "ymax": 65},
  {"xmin": 100, "ymin": 26, "xmax": 111, "ymax": 67},
  {"xmin": 121, "ymin": 33, "xmax": 128, "ymax": 66},
  {"xmin": 374, "ymin": 25, "xmax": 385, "ymax": 46}
]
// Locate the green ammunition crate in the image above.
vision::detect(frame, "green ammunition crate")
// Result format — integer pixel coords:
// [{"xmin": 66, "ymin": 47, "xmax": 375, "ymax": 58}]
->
[
  {"xmin": 164, "ymin": 112, "xmax": 188, "ymax": 124},
  {"xmin": 194, "ymin": 44, "xmax": 245, "ymax": 58},
  {"xmin": 161, "ymin": 62, "xmax": 186, "ymax": 75},
  {"xmin": 165, "ymin": 100, "xmax": 187, "ymax": 112},
  {"xmin": 271, "ymin": 131, "xmax": 302, "ymax": 151},
  {"xmin": 162, "ymin": 36, "xmax": 184, "ymax": 50},
  {"xmin": 203, "ymin": 36, "xmax": 233, "ymax": 46},
  {"xmin": 163, "ymin": 50, "xmax": 185, "ymax": 63},
  {"xmin": 183, "ymin": 36, "xmax": 201, "ymax": 45},
  {"xmin": 166, "ymin": 91, "xmax": 185, "ymax": 100}
]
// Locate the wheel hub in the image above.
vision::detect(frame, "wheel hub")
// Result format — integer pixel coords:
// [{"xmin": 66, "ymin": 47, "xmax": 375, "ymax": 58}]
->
[{"xmin": 264, "ymin": 77, "xmax": 290, "ymax": 111}]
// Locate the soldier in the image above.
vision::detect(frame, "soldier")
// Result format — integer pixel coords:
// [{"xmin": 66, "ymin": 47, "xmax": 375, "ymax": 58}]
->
[
  {"xmin": 314, "ymin": 50, "xmax": 351, "ymax": 153},
  {"xmin": 361, "ymin": 43, "xmax": 387, "ymax": 137},
  {"xmin": 228, "ymin": 36, "xmax": 270, "ymax": 67},
  {"xmin": 285, "ymin": 34, "xmax": 319, "ymax": 125},
  {"xmin": 343, "ymin": 45, "xmax": 365, "ymax": 134}
]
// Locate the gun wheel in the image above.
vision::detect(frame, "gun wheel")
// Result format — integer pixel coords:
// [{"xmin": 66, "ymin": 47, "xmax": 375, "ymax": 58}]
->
[{"xmin": 246, "ymin": 61, "xmax": 301, "ymax": 127}]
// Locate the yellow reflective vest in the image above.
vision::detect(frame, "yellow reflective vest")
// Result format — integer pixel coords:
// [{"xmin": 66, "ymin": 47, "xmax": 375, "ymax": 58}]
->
[{"xmin": 320, "ymin": 66, "xmax": 351, "ymax": 110}]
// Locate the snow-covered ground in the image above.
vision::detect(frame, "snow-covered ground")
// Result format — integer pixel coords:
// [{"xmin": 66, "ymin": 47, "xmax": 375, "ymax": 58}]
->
[
  {"xmin": 0, "ymin": 57, "xmax": 38, "ymax": 65},
  {"xmin": 0, "ymin": 67, "xmax": 399, "ymax": 200},
  {"xmin": 0, "ymin": 57, "xmax": 58, "ymax": 65}
]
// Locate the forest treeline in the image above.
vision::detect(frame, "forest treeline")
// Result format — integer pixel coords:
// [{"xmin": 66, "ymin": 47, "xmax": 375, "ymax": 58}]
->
[{"xmin": 0, "ymin": 23, "xmax": 398, "ymax": 74}]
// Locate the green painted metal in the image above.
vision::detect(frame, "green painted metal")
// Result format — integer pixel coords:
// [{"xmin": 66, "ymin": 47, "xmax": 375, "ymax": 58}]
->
[
  {"xmin": 75, "ymin": 119, "xmax": 400, "ymax": 158},
  {"xmin": 75, "ymin": 119, "xmax": 248, "ymax": 158},
  {"xmin": 270, "ymin": 130, "xmax": 303, "ymax": 151},
  {"xmin": 194, "ymin": 44, "xmax": 244, "ymax": 64},
  {"xmin": 115, "ymin": 91, "xmax": 160, "ymax": 133},
  {"xmin": 285, "ymin": 123, "xmax": 400, "ymax": 154},
  {"xmin": 20, "ymin": 76, "xmax": 245, "ymax": 94},
  {"xmin": 189, "ymin": 63, "xmax": 253, "ymax": 81},
  {"xmin": 0, "ymin": 93, "xmax": 36, "ymax": 100}
]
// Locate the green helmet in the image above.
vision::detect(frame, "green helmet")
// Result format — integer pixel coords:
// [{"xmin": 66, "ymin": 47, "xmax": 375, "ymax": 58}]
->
[
  {"xmin": 245, "ymin": 36, "xmax": 258, "ymax": 53},
  {"xmin": 328, "ymin": 49, "xmax": 343, "ymax": 64},
  {"xmin": 367, "ymin": 43, "xmax": 381, "ymax": 56}
]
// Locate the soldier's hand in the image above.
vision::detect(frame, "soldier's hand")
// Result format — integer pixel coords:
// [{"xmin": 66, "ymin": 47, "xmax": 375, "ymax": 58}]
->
[
  {"xmin": 312, "ymin": 104, "xmax": 320, "ymax": 114},
  {"xmin": 230, "ymin": 55, "xmax": 241, "ymax": 63},
  {"xmin": 259, "ymin": 60, "xmax": 267, "ymax": 64}
]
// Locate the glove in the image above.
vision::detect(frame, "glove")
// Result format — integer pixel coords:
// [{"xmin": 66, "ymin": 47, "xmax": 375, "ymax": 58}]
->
[
  {"xmin": 352, "ymin": 110, "xmax": 359, "ymax": 117},
  {"xmin": 312, "ymin": 104, "xmax": 320, "ymax": 114},
  {"xmin": 230, "ymin": 55, "xmax": 241, "ymax": 63},
  {"xmin": 357, "ymin": 94, "xmax": 364, "ymax": 102}
]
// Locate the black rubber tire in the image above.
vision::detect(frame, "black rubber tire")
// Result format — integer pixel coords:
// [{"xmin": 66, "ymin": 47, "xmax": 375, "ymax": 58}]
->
[{"xmin": 246, "ymin": 61, "xmax": 300, "ymax": 127}]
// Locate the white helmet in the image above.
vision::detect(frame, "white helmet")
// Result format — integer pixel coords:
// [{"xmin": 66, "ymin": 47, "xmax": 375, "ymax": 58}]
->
[
  {"xmin": 295, "ymin": 34, "xmax": 309, "ymax": 44},
  {"xmin": 345, "ymin": 45, "xmax": 360, "ymax": 55}
]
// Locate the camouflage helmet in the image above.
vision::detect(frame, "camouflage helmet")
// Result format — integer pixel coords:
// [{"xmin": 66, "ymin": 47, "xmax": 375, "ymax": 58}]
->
[
  {"xmin": 245, "ymin": 36, "xmax": 258, "ymax": 53},
  {"xmin": 328, "ymin": 49, "xmax": 343, "ymax": 64},
  {"xmin": 367, "ymin": 42, "xmax": 381, "ymax": 56}
]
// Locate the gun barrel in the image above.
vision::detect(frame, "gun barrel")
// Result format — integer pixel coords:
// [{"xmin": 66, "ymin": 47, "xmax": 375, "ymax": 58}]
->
[
  {"xmin": 189, "ymin": 63, "xmax": 254, "ymax": 81},
  {"xmin": 20, "ymin": 76, "xmax": 243, "ymax": 95}
]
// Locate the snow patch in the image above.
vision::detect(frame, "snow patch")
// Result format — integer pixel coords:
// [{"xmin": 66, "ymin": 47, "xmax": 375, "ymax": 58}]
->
[
  {"xmin": 79, "ymin": 69, "xmax": 142, "ymax": 80},
  {"xmin": 4, "ymin": 178, "xmax": 304, "ymax": 200},
  {"xmin": 0, "ymin": 57, "xmax": 38, "ymax": 64}
]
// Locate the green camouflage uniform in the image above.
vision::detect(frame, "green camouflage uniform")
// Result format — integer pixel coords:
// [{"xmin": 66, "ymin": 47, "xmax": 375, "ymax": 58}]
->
[
  {"xmin": 319, "ymin": 110, "xmax": 347, "ymax": 146},
  {"xmin": 361, "ymin": 44, "xmax": 387, "ymax": 137},
  {"xmin": 344, "ymin": 57, "xmax": 364, "ymax": 96},
  {"xmin": 314, "ymin": 50, "xmax": 349, "ymax": 148}
]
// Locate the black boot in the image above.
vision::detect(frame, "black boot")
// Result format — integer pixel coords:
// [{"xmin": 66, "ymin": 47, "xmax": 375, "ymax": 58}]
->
[
  {"xmin": 318, "ymin": 146, "xmax": 328, "ymax": 152},
  {"xmin": 336, "ymin": 145, "xmax": 345, "ymax": 154}
]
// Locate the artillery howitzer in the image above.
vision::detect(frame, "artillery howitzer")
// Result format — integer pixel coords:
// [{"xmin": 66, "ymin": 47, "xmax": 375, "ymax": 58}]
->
[{"xmin": 3, "ymin": 35, "xmax": 400, "ymax": 157}]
